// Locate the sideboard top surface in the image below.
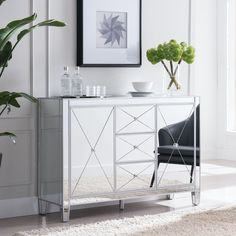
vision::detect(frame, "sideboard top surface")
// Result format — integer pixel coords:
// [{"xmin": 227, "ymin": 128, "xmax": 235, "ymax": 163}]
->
[{"xmin": 39, "ymin": 96, "xmax": 199, "ymax": 107}]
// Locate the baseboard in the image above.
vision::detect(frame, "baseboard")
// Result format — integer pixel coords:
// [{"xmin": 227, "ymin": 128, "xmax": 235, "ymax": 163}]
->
[
  {"xmin": 0, "ymin": 197, "xmax": 39, "ymax": 219},
  {"xmin": 201, "ymin": 148, "xmax": 217, "ymax": 160},
  {"xmin": 217, "ymin": 148, "xmax": 236, "ymax": 161}
]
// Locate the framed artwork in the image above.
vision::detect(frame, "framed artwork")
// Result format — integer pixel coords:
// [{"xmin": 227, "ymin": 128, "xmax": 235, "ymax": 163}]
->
[{"xmin": 77, "ymin": 0, "xmax": 142, "ymax": 67}]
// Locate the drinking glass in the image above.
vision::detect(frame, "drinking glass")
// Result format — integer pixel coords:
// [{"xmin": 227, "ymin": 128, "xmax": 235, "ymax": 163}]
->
[
  {"xmin": 100, "ymin": 86, "xmax": 107, "ymax": 97},
  {"xmin": 86, "ymin": 86, "xmax": 96, "ymax": 97}
]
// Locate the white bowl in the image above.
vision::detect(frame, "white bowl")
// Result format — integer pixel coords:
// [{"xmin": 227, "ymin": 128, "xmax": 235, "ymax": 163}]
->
[{"xmin": 132, "ymin": 82, "xmax": 153, "ymax": 92}]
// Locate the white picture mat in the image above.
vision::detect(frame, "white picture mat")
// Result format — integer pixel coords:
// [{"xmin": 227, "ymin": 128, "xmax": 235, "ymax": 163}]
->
[{"xmin": 83, "ymin": 0, "xmax": 140, "ymax": 64}]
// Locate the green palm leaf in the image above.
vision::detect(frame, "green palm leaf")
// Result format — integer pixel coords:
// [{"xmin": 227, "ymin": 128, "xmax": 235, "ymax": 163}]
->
[
  {"xmin": 0, "ymin": 132, "xmax": 16, "ymax": 137},
  {"xmin": 0, "ymin": 41, "xmax": 12, "ymax": 67},
  {"xmin": 0, "ymin": 91, "xmax": 37, "ymax": 108},
  {"xmin": 0, "ymin": 14, "xmax": 37, "ymax": 51},
  {"xmin": 0, "ymin": 0, "xmax": 6, "ymax": 6},
  {"xmin": 0, "ymin": 14, "xmax": 66, "ymax": 78}
]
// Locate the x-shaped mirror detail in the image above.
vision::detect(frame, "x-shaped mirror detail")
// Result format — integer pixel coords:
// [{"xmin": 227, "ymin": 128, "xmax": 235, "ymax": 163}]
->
[
  {"xmin": 117, "ymin": 163, "xmax": 154, "ymax": 191},
  {"xmin": 117, "ymin": 135, "xmax": 155, "ymax": 162},
  {"xmin": 117, "ymin": 106, "xmax": 155, "ymax": 133},
  {"xmin": 71, "ymin": 107, "xmax": 114, "ymax": 195},
  {"xmin": 156, "ymin": 105, "xmax": 195, "ymax": 186}
]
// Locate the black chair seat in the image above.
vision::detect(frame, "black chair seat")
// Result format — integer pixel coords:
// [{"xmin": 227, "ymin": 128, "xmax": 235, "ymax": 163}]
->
[
  {"xmin": 158, "ymin": 145, "xmax": 200, "ymax": 157},
  {"xmin": 158, "ymin": 154, "xmax": 200, "ymax": 166}
]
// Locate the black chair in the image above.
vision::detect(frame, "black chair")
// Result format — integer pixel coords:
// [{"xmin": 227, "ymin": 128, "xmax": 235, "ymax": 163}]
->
[{"xmin": 150, "ymin": 105, "xmax": 200, "ymax": 187}]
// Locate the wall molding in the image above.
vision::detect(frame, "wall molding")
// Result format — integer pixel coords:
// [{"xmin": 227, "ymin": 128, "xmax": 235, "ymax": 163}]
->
[
  {"xmin": 30, "ymin": 0, "xmax": 34, "ymax": 96},
  {"xmin": 217, "ymin": 147, "xmax": 236, "ymax": 161},
  {"xmin": 202, "ymin": 149, "xmax": 217, "ymax": 160},
  {"xmin": 46, "ymin": 0, "xmax": 51, "ymax": 97},
  {"xmin": 187, "ymin": 0, "xmax": 192, "ymax": 95}
]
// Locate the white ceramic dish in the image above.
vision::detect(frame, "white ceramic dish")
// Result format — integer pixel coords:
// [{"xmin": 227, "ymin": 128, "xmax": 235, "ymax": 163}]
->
[
  {"xmin": 129, "ymin": 92, "xmax": 154, "ymax": 97},
  {"xmin": 132, "ymin": 82, "xmax": 153, "ymax": 92}
]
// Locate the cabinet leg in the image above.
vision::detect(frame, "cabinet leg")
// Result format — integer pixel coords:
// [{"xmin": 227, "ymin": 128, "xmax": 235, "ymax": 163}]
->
[
  {"xmin": 119, "ymin": 200, "xmax": 125, "ymax": 211},
  {"xmin": 38, "ymin": 199, "xmax": 48, "ymax": 216},
  {"xmin": 61, "ymin": 207, "xmax": 70, "ymax": 222},
  {"xmin": 167, "ymin": 194, "xmax": 174, "ymax": 200},
  {"xmin": 191, "ymin": 191, "xmax": 200, "ymax": 206}
]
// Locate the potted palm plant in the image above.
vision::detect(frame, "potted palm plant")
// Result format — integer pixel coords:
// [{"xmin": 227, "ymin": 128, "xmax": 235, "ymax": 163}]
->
[{"xmin": 0, "ymin": 0, "xmax": 65, "ymax": 166}]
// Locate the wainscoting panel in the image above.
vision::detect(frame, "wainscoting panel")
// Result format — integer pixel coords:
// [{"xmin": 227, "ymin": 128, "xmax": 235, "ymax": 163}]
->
[
  {"xmin": 0, "ymin": 0, "xmax": 36, "ymax": 202},
  {"xmin": 0, "ymin": 131, "xmax": 35, "ymax": 198}
]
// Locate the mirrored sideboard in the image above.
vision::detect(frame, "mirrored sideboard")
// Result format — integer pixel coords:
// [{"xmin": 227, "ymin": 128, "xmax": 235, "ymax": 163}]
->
[{"xmin": 37, "ymin": 96, "xmax": 200, "ymax": 222}]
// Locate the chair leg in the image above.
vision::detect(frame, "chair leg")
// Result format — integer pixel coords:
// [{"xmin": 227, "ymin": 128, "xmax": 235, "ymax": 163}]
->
[
  {"xmin": 190, "ymin": 165, "xmax": 194, "ymax": 183},
  {"xmin": 150, "ymin": 172, "xmax": 155, "ymax": 188},
  {"xmin": 150, "ymin": 162, "xmax": 160, "ymax": 188}
]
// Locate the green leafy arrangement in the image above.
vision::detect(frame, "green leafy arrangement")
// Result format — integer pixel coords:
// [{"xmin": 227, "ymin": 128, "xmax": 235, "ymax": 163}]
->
[
  {"xmin": 0, "ymin": 0, "xmax": 65, "ymax": 139},
  {"xmin": 147, "ymin": 39, "xmax": 195, "ymax": 90},
  {"xmin": 0, "ymin": 0, "xmax": 6, "ymax": 5}
]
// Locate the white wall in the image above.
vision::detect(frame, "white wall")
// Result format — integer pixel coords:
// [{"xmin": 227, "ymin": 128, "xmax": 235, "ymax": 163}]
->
[
  {"xmin": 216, "ymin": 0, "xmax": 236, "ymax": 161},
  {"xmin": 0, "ymin": 0, "xmax": 218, "ymax": 218},
  {"xmin": 190, "ymin": 0, "xmax": 218, "ymax": 160},
  {"xmin": 47, "ymin": 0, "xmax": 190, "ymax": 97}
]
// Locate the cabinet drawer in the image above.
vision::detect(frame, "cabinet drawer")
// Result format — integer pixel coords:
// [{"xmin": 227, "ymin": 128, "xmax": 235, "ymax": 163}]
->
[
  {"xmin": 115, "ymin": 162, "xmax": 155, "ymax": 192},
  {"xmin": 116, "ymin": 105, "xmax": 156, "ymax": 134}
]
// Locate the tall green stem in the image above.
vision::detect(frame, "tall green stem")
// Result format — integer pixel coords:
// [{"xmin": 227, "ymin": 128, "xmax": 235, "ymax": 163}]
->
[
  {"xmin": 170, "ymin": 61, "xmax": 174, "ymax": 75},
  {"xmin": 167, "ymin": 76, "xmax": 181, "ymax": 90},
  {"xmin": 174, "ymin": 59, "xmax": 182, "ymax": 76},
  {"xmin": 161, "ymin": 60, "xmax": 172, "ymax": 77}
]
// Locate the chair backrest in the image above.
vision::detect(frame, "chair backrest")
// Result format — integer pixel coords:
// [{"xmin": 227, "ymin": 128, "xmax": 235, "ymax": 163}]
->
[
  {"xmin": 158, "ymin": 105, "xmax": 200, "ymax": 147},
  {"xmin": 178, "ymin": 105, "xmax": 200, "ymax": 147}
]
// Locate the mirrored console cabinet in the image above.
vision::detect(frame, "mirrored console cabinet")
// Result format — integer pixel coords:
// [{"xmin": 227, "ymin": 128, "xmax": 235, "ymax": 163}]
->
[{"xmin": 37, "ymin": 96, "xmax": 200, "ymax": 222}]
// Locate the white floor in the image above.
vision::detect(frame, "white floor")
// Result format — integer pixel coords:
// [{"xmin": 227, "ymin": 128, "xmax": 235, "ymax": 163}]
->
[{"xmin": 0, "ymin": 160, "xmax": 236, "ymax": 236}]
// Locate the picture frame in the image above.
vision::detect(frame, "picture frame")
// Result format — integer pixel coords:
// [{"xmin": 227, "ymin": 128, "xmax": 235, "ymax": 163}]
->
[{"xmin": 77, "ymin": 0, "xmax": 142, "ymax": 67}]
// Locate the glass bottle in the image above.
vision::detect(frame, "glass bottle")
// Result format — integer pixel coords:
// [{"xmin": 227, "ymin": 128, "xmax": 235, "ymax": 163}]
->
[
  {"xmin": 72, "ymin": 66, "xmax": 83, "ymax": 97},
  {"xmin": 61, "ymin": 66, "xmax": 71, "ymax": 96}
]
